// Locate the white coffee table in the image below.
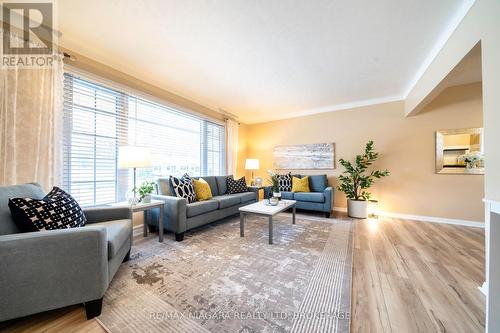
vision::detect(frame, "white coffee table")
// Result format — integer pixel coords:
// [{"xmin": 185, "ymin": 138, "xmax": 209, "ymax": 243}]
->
[{"xmin": 239, "ymin": 199, "xmax": 296, "ymax": 244}]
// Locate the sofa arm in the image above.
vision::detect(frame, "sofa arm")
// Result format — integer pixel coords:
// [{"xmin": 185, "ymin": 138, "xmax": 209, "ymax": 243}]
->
[
  {"xmin": 150, "ymin": 194, "xmax": 187, "ymax": 233},
  {"xmin": 323, "ymin": 187, "xmax": 333, "ymax": 212},
  {"xmin": 263, "ymin": 186, "xmax": 273, "ymax": 199},
  {"xmin": 83, "ymin": 206, "xmax": 132, "ymax": 224},
  {"xmin": 0, "ymin": 227, "xmax": 108, "ymax": 321},
  {"xmin": 247, "ymin": 187, "xmax": 259, "ymax": 201}
]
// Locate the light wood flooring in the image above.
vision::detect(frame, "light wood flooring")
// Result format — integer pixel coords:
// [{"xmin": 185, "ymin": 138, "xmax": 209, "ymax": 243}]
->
[
  {"xmin": 0, "ymin": 214, "xmax": 485, "ymax": 333},
  {"xmin": 351, "ymin": 217, "xmax": 485, "ymax": 333}
]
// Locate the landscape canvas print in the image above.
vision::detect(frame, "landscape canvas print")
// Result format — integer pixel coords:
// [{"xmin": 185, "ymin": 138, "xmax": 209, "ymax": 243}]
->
[{"xmin": 273, "ymin": 143, "xmax": 335, "ymax": 169}]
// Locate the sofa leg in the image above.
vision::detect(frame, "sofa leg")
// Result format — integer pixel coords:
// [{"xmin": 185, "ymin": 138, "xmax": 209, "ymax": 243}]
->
[
  {"xmin": 123, "ymin": 249, "xmax": 131, "ymax": 263},
  {"xmin": 325, "ymin": 212, "xmax": 331, "ymax": 218},
  {"xmin": 84, "ymin": 297, "xmax": 103, "ymax": 319},
  {"xmin": 175, "ymin": 232, "xmax": 185, "ymax": 242}
]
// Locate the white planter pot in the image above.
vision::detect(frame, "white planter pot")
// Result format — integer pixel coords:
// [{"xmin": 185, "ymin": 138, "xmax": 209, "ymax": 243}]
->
[
  {"xmin": 141, "ymin": 194, "xmax": 151, "ymax": 203},
  {"xmin": 348, "ymin": 199, "xmax": 368, "ymax": 219},
  {"xmin": 273, "ymin": 192, "xmax": 282, "ymax": 199}
]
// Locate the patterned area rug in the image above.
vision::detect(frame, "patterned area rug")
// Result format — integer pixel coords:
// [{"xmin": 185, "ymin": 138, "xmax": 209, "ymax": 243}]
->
[{"xmin": 97, "ymin": 213, "xmax": 353, "ymax": 333}]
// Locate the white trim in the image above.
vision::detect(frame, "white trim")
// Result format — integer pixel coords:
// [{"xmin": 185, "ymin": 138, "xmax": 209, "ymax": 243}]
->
[
  {"xmin": 402, "ymin": 0, "xmax": 476, "ymax": 98},
  {"xmin": 378, "ymin": 211, "xmax": 484, "ymax": 228},
  {"xmin": 483, "ymin": 198, "xmax": 500, "ymax": 213},
  {"xmin": 64, "ymin": 65, "xmax": 226, "ymax": 126},
  {"xmin": 333, "ymin": 206, "xmax": 348, "ymax": 213},
  {"xmin": 479, "ymin": 282, "xmax": 487, "ymax": 296},
  {"xmin": 245, "ymin": 95, "xmax": 404, "ymax": 124},
  {"xmin": 332, "ymin": 206, "xmax": 484, "ymax": 228}
]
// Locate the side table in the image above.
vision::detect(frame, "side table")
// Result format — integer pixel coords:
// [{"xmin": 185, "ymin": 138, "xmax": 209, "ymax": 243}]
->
[
  {"xmin": 109, "ymin": 200, "xmax": 164, "ymax": 242},
  {"xmin": 247, "ymin": 185, "xmax": 267, "ymax": 201}
]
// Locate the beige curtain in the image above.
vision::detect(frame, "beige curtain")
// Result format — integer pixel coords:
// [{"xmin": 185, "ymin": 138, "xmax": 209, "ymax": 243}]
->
[
  {"xmin": 0, "ymin": 31, "xmax": 64, "ymax": 190},
  {"xmin": 226, "ymin": 119, "xmax": 239, "ymax": 176}
]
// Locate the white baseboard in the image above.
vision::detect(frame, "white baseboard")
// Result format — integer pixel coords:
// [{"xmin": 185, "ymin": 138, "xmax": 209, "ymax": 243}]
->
[
  {"xmin": 479, "ymin": 282, "xmax": 487, "ymax": 296},
  {"xmin": 332, "ymin": 207, "xmax": 484, "ymax": 228}
]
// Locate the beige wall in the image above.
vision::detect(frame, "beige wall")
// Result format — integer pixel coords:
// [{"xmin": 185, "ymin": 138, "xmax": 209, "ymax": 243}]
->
[
  {"xmin": 405, "ymin": 0, "xmax": 500, "ymax": 204},
  {"xmin": 245, "ymin": 83, "xmax": 484, "ymax": 221},
  {"xmin": 236, "ymin": 123, "xmax": 249, "ymax": 178}
]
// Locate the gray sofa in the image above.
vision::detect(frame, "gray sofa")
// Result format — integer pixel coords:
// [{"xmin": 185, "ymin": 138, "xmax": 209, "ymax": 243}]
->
[
  {"xmin": 147, "ymin": 176, "xmax": 258, "ymax": 241},
  {"xmin": 268, "ymin": 174, "xmax": 333, "ymax": 218},
  {"xmin": 0, "ymin": 183, "xmax": 133, "ymax": 322}
]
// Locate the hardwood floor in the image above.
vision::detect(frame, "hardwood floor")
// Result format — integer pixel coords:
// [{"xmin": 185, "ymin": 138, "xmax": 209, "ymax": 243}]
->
[
  {"xmin": 0, "ymin": 216, "xmax": 485, "ymax": 333},
  {"xmin": 351, "ymin": 217, "xmax": 485, "ymax": 333}
]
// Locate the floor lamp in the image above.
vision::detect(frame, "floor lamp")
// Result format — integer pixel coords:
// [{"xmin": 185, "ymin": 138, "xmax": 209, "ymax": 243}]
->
[{"xmin": 118, "ymin": 146, "xmax": 152, "ymax": 204}]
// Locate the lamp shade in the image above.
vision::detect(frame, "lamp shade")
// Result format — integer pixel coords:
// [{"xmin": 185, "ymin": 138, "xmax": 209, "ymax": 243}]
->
[
  {"xmin": 118, "ymin": 146, "xmax": 152, "ymax": 168},
  {"xmin": 245, "ymin": 159, "xmax": 260, "ymax": 170}
]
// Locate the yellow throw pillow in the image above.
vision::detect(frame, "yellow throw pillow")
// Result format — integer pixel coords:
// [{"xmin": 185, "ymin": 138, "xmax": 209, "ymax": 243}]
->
[
  {"xmin": 192, "ymin": 178, "xmax": 212, "ymax": 201},
  {"xmin": 292, "ymin": 176, "xmax": 310, "ymax": 193}
]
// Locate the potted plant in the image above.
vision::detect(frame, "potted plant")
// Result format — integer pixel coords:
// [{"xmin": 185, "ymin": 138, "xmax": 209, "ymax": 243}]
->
[
  {"xmin": 458, "ymin": 151, "xmax": 484, "ymax": 169},
  {"xmin": 267, "ymin": 169, "xmax": 281, "ymax": 203},
  {"xmin": 338, "ymin": 141, "xmax": 389, "ymax": 218},
  {"xmin": 137, "ymin": 181, "xmax": 155, "ymax": 203}
]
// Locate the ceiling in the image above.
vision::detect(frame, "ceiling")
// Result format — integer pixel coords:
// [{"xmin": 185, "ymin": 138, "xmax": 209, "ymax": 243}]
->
[{"xmin": 57, "ymin": 0, "xmax": 475, "ymax": 124}]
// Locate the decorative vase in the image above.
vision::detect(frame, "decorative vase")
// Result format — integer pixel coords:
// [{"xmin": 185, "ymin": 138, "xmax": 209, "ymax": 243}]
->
[
  {"xmin": 348, "ymin": 199, "xmax": 368, "ymax": 219},
  {"xmin": 269, "ymin": 197, "xmax": 279, "ymax": 206},
  {"xmin": 273, "ymin": 192, "xmax": 282, "ymax": 200},
  {"xmin": 142, "ymin": 194, "xmax": 151, "ymax": 203}
]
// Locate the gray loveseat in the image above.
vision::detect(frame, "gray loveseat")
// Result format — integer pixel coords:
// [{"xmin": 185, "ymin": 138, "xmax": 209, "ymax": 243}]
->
[
  {"xmin": 146, "ymin": 176, "xmax": 258, "ymax": 241},
  {"xmin": 269, "ymin": 174, "xmax": 333, "ymax": 218},
  {"xmin": 0, "ymin": 183, "xmax": 133, "ymax": 322}
]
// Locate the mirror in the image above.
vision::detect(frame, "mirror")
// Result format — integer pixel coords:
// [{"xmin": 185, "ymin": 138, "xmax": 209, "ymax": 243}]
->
[{"xmin": 436, "ymin": 128, "xmax": 484, "ymax": 174}]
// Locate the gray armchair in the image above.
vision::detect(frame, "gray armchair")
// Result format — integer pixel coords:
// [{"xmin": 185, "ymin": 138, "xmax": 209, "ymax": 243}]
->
[{"xmin": 0, "ymin": 183, "xmax": 133, "ymax": 322}]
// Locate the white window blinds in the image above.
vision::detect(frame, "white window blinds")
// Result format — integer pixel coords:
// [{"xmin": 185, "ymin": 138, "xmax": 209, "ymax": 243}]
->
[{"xmin": 63, "ymin": 73, "xmax": 225, "ymax": 206}]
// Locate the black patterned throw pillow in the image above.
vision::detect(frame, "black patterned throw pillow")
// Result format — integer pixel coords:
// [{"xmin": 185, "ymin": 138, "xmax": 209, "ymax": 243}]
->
[
  {"xmin": 170, "ymin": 173, "xmax": 197, "ymax": 203},
  {"xmin": 277, "ymin": 173, "xmax": 292, "ymax": 192},
  {"xmin": 227, "ymin": 176, "xmax": 248, "ymax": 194},
  {"xmin": 9, "ymin": 186, "xmax": 87, "ymax": 232}
]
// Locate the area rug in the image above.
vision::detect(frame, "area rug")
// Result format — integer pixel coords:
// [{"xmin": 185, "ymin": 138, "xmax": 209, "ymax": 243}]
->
[{"xmin": 97, "ymin": 213, "xmax": 353, "ymax": 333}]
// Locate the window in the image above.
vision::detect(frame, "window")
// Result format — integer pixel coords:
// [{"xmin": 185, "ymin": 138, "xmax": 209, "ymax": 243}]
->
[{"xmin": 63, "ymin": 73, "xmax": 225, "ymax": 206}]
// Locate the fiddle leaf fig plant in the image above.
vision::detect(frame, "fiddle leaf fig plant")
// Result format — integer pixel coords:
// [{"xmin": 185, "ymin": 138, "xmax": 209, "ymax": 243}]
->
[{"xmin": 337, "ymin": 140, "xmax": 389, "ymax": 201}]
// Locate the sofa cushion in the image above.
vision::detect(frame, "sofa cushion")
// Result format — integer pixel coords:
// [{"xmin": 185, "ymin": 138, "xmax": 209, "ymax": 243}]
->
[
  {"xmin": 213, "ymin": 195, "xmax": 241, "ymax": 209},
  {"xmin": 0, "ymin": 183, "xmax": 46, "ymax": 235},
  {"xmin": 157, "ymin": 178, "xmax": 173, "ymax": 195},
  {"xmin": 8, "ymin": 187, "xmax": 86, "ymax": 232},
  {"xmin": 231, "ymin": 192, "xmax": 256, "ymax": 204},
  {"xmin": 227, "ymin": 176, "xmax": 248, "ymax": 194},
  {"xmin": 277, "ymin": 173, "xmax": 292, "ymax": 192},
  {"xmin": 292, "ymin": 176, "xmax": 310, "ymax": 192},
  {"xmin": 308, "ymin": 175, "xmax": 328, "ymax": 192},
  {"xmin": 186, "ymin": 200, "xmax": 218, "ymax": 217},
  {"xmin": 294, "ymin": 192, "xmax": 325, "ymax": 203},
  {"xmin": 170, "ymin": 174, "xmax": 197, "ymax": 203},
  {"xmin": 199, "ymin": 176, "xmax": 218, "ymax": 197},
  {"xmin": 192, "ymin": 178, "xmax": 213, "ymax": 201},
  {"xmin": 92, "ymin": 219, "xmax": 132, "ymax": 259},
  {"xmin": 216, "ymin": 176, "xmax": 230, "ymax": 195},
  {"xmin": 280, "ymin": 191, "xmax": 294, "ymax": 200}
]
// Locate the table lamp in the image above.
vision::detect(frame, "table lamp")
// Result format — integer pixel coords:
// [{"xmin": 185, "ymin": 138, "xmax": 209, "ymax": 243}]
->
[
  {"xmin": 118, "ymin": 146, "xmax": 152, "ymax": 203},
  {"xmin": 245, "ymin": 159, "xmax": 260, "ymax": 186}
]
